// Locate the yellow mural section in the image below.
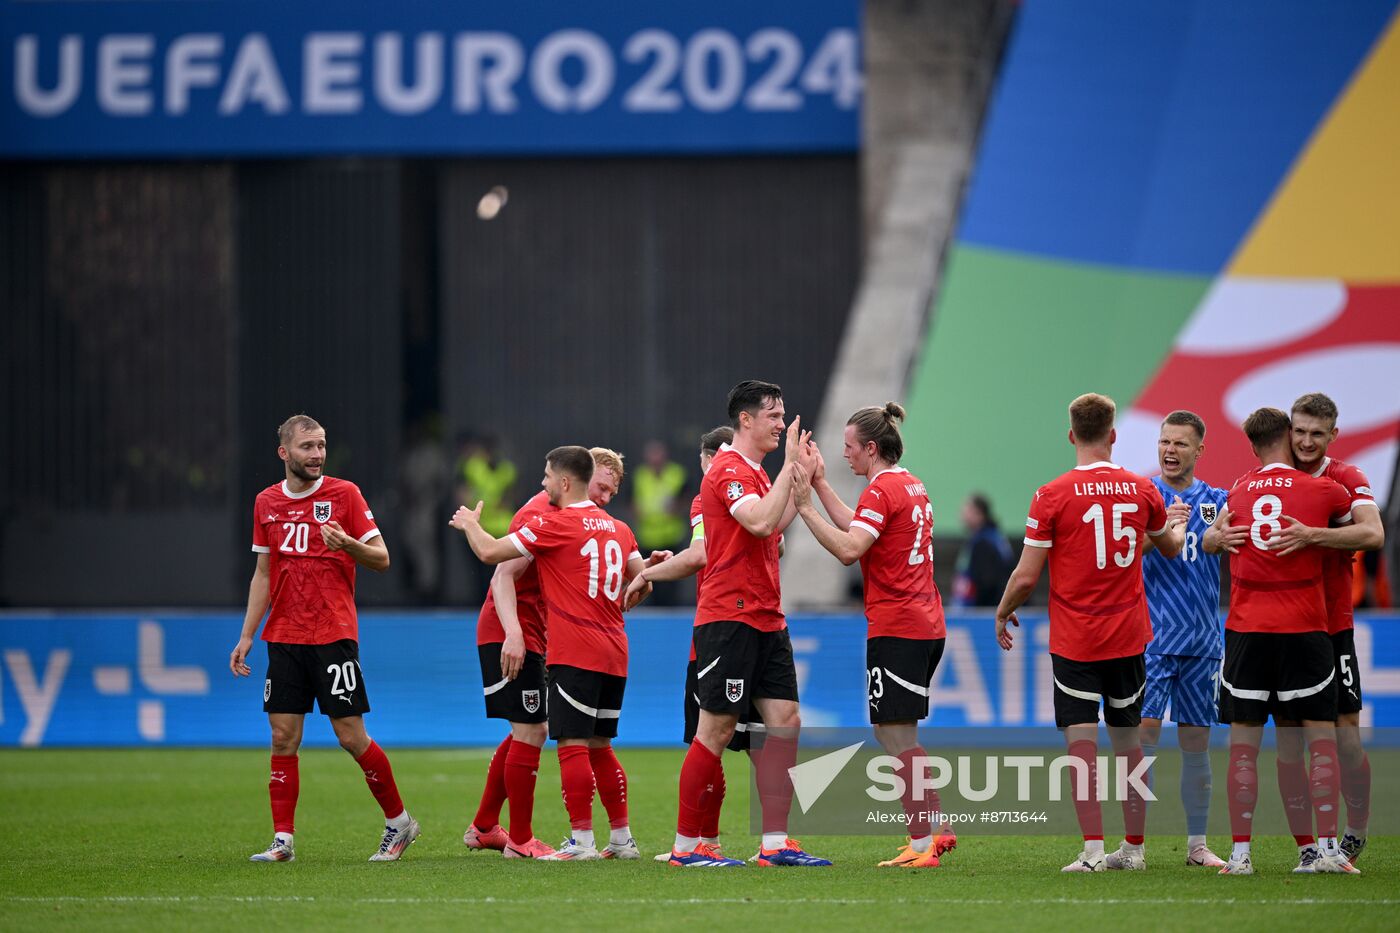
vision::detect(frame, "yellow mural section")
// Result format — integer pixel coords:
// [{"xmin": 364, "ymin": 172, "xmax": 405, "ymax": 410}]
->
[{"xmin": 1231, "ymin": 10, "xmax": 1400, "ymax": 281}]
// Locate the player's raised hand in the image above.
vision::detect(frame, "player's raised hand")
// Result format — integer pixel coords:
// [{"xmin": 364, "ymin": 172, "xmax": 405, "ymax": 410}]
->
[
  {"xmin": 320, "ymin": 520, "xmax": 350, "ymax": 550},
  {"xmin": 995, "ymin": 611, "xmax": 1019, "ymax": 651},
  {"xmin": 449, "ymin": 502, "xmax": 484, "ymax": 532},
  {"xmin": 1268, "ymin": 515, "xmax": 1318, "ymax": 556},
  {"xmin": 230, "ymin": 636, "xmax": 253, "ymax": 677},
  {"xmin": 1167, "ymin": 495, "xmax": 1191, "ymax": 528},
  {"xmin": 791, "ymin": 461, "xmax": 813, "ymax": 506},
  {"xmin": 810, "ymin": 441, "xmax": 827, "ymax": 483},
  {"xmin": 501, "ymin": 631, "xmax": 526, "ymax": 681},
  {"xmin": 784, "ymin": 415, "xmax": 803, "ymax": 461},
  {"xmin": 645, "ymin": 550, "xmax": 673, "ymax": 567}
]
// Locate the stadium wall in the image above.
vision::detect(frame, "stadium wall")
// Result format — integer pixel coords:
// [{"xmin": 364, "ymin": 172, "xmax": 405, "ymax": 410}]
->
[{"xmin": 3, "ymin": 610, "xmax": 1398, "ymax": 748}]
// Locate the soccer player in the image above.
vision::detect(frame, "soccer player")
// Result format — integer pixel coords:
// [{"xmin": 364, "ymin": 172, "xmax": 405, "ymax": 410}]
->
[
  {"xmin": 1210, "ymin": 407, "xmax": 1356, "ymax": 876},
  {"xmin": 668, "ymin": 380, "xmax": 831, "ymax": 868},
  {"xmin": 463, "ymin": 448, "xmax": 628, "ymax": 860},
  {"xmin": 453, "ymin": 445, "xmax": 650, "ymax": 861},
  {"xmin": 995, "ymin": 393, "xmax": 1185, "ymax": 873},
  {"xmin": 626, "ymin": 425, "xmax": 762, "ymax": 862},
  {"xmin": 1280, "ymin": 393, "xmax": 1385, "ymax": 865},
  {"xmin": 789, "ymin": 403, "xmax": 955, "ymax": 868},
  {"xmin": 230, "ymin": 414, "xmax": 419, "ymax": 863},
  {"xmin": 1214, "ymin": 393, "xmax": 1386, "ymax": 870},
  {"xmin": 1139, "ymin": 411, "xmax": 1229, "ymax": 868}
]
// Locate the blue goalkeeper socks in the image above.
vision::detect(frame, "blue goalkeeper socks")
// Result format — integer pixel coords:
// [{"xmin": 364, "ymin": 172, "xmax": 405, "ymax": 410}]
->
[{"xmin": 1181, "ymin": 750, "xmax": 1212, "ymax": 838}]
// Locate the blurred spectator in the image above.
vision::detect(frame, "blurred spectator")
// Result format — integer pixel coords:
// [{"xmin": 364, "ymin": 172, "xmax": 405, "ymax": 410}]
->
[
  {"xmin": 953, "ymin": 492, "xmax": 1015, "ymax": 607},
  {"xmin": 634, "ymin": 439, "xmax": 687, "ymax": 550},
  {"xmin": 399, "ymin": 416, "xmax": 450, "ymax": 604},
  {"xmin": 453, "ymin": 434, "xmax": 517, "ymax": 604},
  {"xmin": 1353, "ymin": 550, "xmax": 1391, "ymax": 609},
  {"xmin": 634, "ymin": 439, "xmax": 687, "ymax": 606}
]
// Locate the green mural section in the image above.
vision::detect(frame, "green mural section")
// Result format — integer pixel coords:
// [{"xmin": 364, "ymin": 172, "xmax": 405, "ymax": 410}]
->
[{"xmin": 902, "ymin": 245, "xmax": 1210, "ymax": 533}]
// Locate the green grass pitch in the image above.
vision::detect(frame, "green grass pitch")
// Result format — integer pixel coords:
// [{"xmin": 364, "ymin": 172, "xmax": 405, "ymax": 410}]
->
[{"xmin": 2, "ymin": 747, "xmax": 1395, "ymax": 931}]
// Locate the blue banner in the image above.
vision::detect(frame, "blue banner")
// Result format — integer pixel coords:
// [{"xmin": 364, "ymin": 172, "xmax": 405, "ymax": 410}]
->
[
  {"xmin": 1, "ymin": 0, "xmax": 861, "ymax": 158},
  {"xmin": 3, "ymin": 611, "xmax": 1399, "ymax": 747}
]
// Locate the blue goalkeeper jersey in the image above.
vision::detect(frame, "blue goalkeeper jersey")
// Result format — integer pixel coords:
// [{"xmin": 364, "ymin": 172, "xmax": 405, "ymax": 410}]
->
[{"xmin": 1142, "ymin": 476, "xmax": 1228, "ymax": 659}]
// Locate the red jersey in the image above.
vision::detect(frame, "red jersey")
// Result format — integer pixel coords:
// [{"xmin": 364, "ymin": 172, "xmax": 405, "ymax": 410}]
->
[
  {"xmin": 849, "ymin": 467, "xmax": 946, "ymax": 640},
  {"xmin": 1225, "ymin": 463, "xmax": 1353, "ymax": 634},
  {"xmin": 1024, "ymin": 462, "xmax": 1169, "ymax": 662},
  {"xmin": 476, "ymin": 491, "xmax": 550, "ymax": 653},
  {"xmin": 1311, "ymin": 457, "xmax": 1377, "ymax": 635},
  {"xmin": 695, "ymin": 445, "xmax": 785, "ymax": 632},
  {"xmin": 507, "ymin": 500, "xmax": 641, "ymax": 677},
  {"xmin": 252, "ymin": 476, "xmax": 380, "ymax": 645}
]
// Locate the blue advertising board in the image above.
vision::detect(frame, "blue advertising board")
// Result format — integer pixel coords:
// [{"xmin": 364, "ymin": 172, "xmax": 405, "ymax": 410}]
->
[
  {"xmin": 3, "ymin": 611, "xmax": 1399, "ymax": 747},
  {"xmin": 1, "ymin": 0, "xmax": 861, "ymax": 158}
]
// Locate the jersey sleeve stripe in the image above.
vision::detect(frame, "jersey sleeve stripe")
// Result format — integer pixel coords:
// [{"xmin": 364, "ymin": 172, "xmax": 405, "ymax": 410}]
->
[
  {"xmin": 1022, "ymin": 537, "xmax": 1052, "ymax": 548},
  {"xmin": 358, "ymin": 528, "xmax": 382, "ymax": 543},
  {"xmin": 628, "ymin": 550, "xmax": 642, "ymax": 562},
  {"xmin": 850, "ymin": 520, "xmax": 880, "ymax": 539},
  {"xmin": 1146, "ymin": 523, "xmax": 1169, "ymax": 537},
  {"xmin": 728, "ymin": 493, "xmax": 760, "ymax": 516},
  {"xmin": 1338, "ymin": 508, "xmax": 1354, "ymax": 524},
  {"xmin": 507, "ymin": 532, "xmax": 532, "ymax": 558},
  {"xmin": 251, "ymin": 544, "xmax": 270, "ymax": 553},
  {"xmin": 691, "ymin": 514, "xmax": 704, "ymax": 527},
  {"xmin": 1352, "ymin": 499, "xmax": 1378, "ymax": 509}
]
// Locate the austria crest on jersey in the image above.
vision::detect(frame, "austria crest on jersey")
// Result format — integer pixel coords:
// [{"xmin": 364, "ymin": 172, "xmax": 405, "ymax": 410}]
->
[
  {"xmin": 522, "ymin": 689, "xmax": 541, "ymax": 714},
  {"xmin": 313, "ymin": 501, "xmax": 332, "ymax": 523},
  {"xmin": 726, "ymin": 678, "xmax": 744, "ymax": 702},
  {"xmin": 1199, "ymin": 502, "xmax": 1217, "ymax": 525}
]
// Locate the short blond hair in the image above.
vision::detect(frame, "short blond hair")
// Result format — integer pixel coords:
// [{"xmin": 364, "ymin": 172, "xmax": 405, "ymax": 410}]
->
[
  {"xmin": 590, "ymin": 447, "xmax": 625, "ymax": 484},
  {"xmin": 1069, "ymin": 393, "xmax": 1115, "ymax": 444},
  {"xmin": 278, "ymin": 414, "xmax": 323, "ymax": 447}
]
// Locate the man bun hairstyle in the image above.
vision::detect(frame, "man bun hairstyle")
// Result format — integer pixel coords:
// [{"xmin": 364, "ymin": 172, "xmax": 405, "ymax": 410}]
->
[
  {"xmin": 1291, "ymin": 392, "xmax": 1338, "ymax": 427},
  {"xmin": 700, "ymin": 425, "xmax": 734, "ymax": 455},
  {"xmin": 1162, "ymin": 409, "xmax": 1207, "ymax": 441},
  {"xmin": 590, "ymin": 447, "xmax": 625, "ymax": 483},
  {"xmin": 847, "ymin": 402, "xmax": 907, "ymax": 463},
  {"xmin": 1242, "ymin": 407, "xmax": 1292, "ymax": 449},
  {"xmin": 278, "ymin": 414, "xmax": 323, "ymax": 447},
  {"xmin": 727, "ymin": 380, "xmax": 783, "ymax": 426},
  {"xmin": 547, "ymin": 445, "xmax": 595, "ymax": 484},
  {"xmin": 1068, "ymin": 393, "xmax": 1116, "ymax": 444}
]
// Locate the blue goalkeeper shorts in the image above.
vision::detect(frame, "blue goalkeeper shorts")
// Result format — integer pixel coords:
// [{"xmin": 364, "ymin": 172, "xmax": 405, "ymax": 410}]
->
[{"xmin": 1141, "ymin": 653, "xmax": 1220, "ymax": 726}]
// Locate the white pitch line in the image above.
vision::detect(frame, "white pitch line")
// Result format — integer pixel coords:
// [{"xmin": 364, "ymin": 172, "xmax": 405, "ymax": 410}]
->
[{"xmin": 3, "ymin": 896, "xmax": 1397, "ymax": 907}]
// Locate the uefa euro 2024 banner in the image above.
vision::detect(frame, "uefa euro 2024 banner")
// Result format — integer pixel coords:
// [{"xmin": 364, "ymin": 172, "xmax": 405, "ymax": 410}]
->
[
  {"xmin": 0, "ymin": 0, "xmax": 860, "ymax": 158},
  {"xmin": 3, "ymin": 611, "xmax": 1399, "ymax": 748}
]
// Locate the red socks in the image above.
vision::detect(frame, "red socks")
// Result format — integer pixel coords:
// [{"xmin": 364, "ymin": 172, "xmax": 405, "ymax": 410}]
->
[
  {"xmin": 754, "ymin": 734, "xmax": 798, "ymax": 836},
  {"xmin": 702, "ymin": 763, "xmax": 727, "ymax": 838},
  {"xmin": 558, "ymin": 745, "xmax": 596, "ymax": 831},
  {"xmin": 677, "ymin": 740, "xmax": 722, "ymax": 838},
  {"xmin": 269, "ymin": 754, "xmax": 299, "ymax": 834},
  {"xmin": 1120, "ymin": 745, "xmax": 1146, "ymax": 845},
  {"xmin": 1227, "ymin": 743, "xmax": 1259, "ymax": 842},
  {"xmin": 1340, "ymin": 751, "xmax": 1371, "ymax": 834},
  {"xmin": 1276, "ymin": 757, "xmax": 1315, "ymax": 846},
  {"xmin": 355, "ymin": 740, "xmax": 406, "ymax": 819},
  {"xmin": 897, "ymin": 748, "xmax": 935, "ymax": 839},
  {"xmin": 1308, "ymin": 738, "xmax": 1341, "ymax": 838},
  {"xmin": 1067, "ymin": 739, "xmax": 1103, "ymax": 841},
  {"xmin": 504, "ymin": 741, "xmax": 541, "ymax": 845},
  {"xmin": 589, "ymin": 745, "xmax": 629, "ymax": 830},
  {"xmin": 473, "ymin": 735, "xmax": 513, "ymax": 831}
]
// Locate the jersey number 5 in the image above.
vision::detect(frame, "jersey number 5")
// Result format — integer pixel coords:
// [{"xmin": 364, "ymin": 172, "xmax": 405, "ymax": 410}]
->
[{"xmin": 1081, "ymin": 502, "xmax": 1138, "ymax": 569}]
